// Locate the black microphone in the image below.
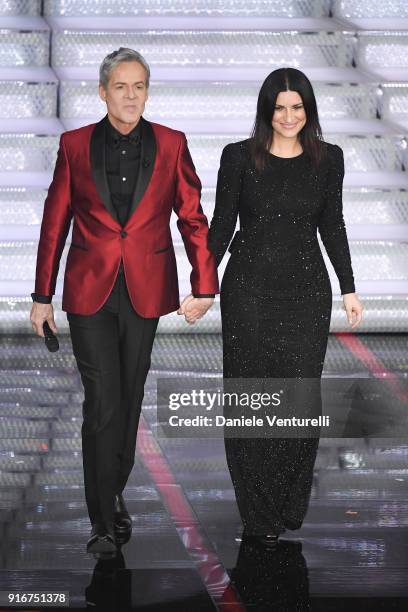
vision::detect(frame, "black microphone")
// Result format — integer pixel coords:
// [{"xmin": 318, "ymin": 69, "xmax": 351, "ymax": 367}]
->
[{"xmin": 43, "ymin": 321, "xmax": 59, "ymax": 352}]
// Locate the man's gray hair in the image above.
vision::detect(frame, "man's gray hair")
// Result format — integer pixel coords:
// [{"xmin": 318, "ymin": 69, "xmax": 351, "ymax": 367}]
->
[{"xmin": 99, "ymin": 47, "xmax": 150, "ymax": 89}]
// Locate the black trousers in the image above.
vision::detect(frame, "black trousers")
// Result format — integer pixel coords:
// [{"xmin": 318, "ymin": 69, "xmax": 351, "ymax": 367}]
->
[{"xmin": 66, "ymin": 266, "xmax": 159, "ymax": 526}]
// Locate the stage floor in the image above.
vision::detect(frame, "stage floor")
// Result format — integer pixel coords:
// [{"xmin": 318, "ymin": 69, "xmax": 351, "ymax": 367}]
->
[{"xmin": 0, "ymin": 332, "xmax": 407, "ymax": 610}]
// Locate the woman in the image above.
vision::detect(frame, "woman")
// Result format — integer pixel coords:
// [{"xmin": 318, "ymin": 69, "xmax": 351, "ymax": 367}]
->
[{"xmin": 207, "ymin": 68, "xmax": 364, "ymax": 547}]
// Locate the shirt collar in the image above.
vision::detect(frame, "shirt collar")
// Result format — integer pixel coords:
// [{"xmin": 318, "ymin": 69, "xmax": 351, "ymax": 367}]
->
[{"xmin": 106, "ymin": 116, "xmax": 142, "ymax": 148}]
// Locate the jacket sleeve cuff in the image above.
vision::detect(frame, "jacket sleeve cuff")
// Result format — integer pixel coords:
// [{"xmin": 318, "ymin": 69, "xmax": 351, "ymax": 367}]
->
[
  {"xmin": 31, "ymin": 293, "xmax": 52, "ymax": 303},
  {"xmin": 192, "ymin": 294, "xmax": 215, "ymax": 298}
]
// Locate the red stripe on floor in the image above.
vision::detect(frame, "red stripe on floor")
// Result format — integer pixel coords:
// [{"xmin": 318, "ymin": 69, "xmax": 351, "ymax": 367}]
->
[
  {"xmin": 137, "ymin": 414, "xmax": 245, "ymax": 611},
  {"xmin": 335, "ymin": 332, "xmax": 407, "ymax": 402}
]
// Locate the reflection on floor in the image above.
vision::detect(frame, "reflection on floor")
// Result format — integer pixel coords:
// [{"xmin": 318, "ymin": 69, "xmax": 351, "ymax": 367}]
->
[{"xmin": 0, "ymin": 333, "xmax": 407, "ymax": 610}]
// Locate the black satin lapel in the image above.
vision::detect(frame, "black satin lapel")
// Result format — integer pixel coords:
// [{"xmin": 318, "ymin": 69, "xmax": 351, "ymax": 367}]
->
[
  {"xmin": 127, "ymin": 116, "xmax": 157, "ymax": 221},
  {"xmin": 90, "ymin": 114, "xmax": 119, "ymax": 224}
]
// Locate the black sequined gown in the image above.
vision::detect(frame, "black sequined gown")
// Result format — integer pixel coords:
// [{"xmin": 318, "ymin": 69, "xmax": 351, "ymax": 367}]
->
[{"xmin": 208, "ymin": 139, "xmax": 355, "ymax": 536}]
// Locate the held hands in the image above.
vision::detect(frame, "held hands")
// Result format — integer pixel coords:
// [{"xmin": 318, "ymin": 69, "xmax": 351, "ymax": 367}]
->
[
  {"xmin": 30, "ymin": 302, "xmax": 57, "ymax": 338},
  {"xmin": 177, "ymin": 294, "xmax": 214, "ymax": 324},
  {"xmin": 342, "ymin": 293, "xmax": 364, "ymax": 329}
]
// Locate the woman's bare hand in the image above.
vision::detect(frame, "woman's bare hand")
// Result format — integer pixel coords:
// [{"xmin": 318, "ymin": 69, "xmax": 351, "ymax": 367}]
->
[{"xmin": 342, "ymin": 293, "xmax": 364, "ymax": 329}]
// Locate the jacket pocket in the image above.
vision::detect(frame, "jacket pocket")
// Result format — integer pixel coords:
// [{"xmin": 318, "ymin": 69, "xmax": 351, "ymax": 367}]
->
[
  {"xmin": 70, "ymin": 242, "xmax": 88, "ymax": 251},
  {"xmin": 154, "ymin": 244, "xmax": 172, "ymax": 254}
]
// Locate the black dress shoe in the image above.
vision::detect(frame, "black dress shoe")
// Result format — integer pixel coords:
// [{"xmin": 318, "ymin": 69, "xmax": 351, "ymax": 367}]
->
[
  {"xmin": 87, "ymin": 522, "xmax": 117, "ymax": 558},
  {"xmin": 114, "ymin": 493, "xmax": 132, "ymax": 532}
]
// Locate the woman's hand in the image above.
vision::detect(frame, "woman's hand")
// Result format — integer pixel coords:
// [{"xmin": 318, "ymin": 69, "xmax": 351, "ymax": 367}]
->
[
  {"xmin": 177, "ymin": 294, "xmax": 214, "ymax": 324},
  {"xmin": 342, "ymin": 293, "xmax": 364, "ymax": 329}
]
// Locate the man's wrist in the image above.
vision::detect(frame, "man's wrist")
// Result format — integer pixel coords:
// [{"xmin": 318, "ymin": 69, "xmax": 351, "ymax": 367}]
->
[{"xmin": 31, "ymin": 293, "xmax": 52, "ymax": 304}]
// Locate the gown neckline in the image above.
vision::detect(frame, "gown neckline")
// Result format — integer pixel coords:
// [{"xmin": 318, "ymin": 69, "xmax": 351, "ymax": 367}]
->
[{"xmin": 267, "ymin": 149, "xmax": 305, "ymax": 160}]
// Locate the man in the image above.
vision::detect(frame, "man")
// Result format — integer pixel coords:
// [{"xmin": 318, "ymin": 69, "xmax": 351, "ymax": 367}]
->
[{"xmin": 30, "ymin": 47, "xmax": 219, "ymax": 558}]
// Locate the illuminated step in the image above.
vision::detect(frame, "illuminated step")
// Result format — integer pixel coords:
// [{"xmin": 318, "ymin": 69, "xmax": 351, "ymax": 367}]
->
[
  {"xmin": 44, "ymin": 0, "xmax": 328, "ymax": 18},
  {"xmin": 356, "ymin": 32, "xmax": 408, "ymax": 81},
  {"xmin": 3, "ymin": 132, "xmax": 401, "ymax": 174},
  {"xmin": 51, "ymin": 30, "xmax": 354, "ymax": 72},
  {"xmin": 317, "ymin": 469, "xmax": 408, "ymax": 499},
  {"xmin": 1, "ymin": 133, "xmax": 405, "ymax": 191},
  {"xmin": 0, "ymin": 133, "xmax": 59, "ymax": 172},
  {"xmin": 59, "ymin": 81, "xmax": 379, "ymax": 123},
  {"xmin": 184, "ymin": 133, "xmax": 406, "ymax": 173},
  {"xmin": 1, "ymin": 239, "xmax": 408, "ymax": 303},
  {"xmin": 1, "ymin": 187, "xmax": 407, "ymax": 241},
  {"xmin": 0, "ymin": 77, "xmax": 61, "ymax": 133},
  {"xmin": 333, "ymin": 0, "xmax": 408, "ymax": 18},
  {"xmin": 43, "ymin": 1, "xmax": 336, "ymax": 34},
  {"xmin": 0, "ymin": 17, "xmax": 50, "ymax": 67},
  {"xmin": 0, "ymin": 455, "xmax": 40, "ymax": 471},
  {"xmin": 0, "ymin": 80, "xmax": 57, "ymax": 119},
  {"xmin": 0, "ymin": 418, "xmax": 49, "ymax": 437},
  {"xmin": 0, "ymin": 0, "xmax": 41, "ymax": 15},
  {"xmin": 2, "ymin": 294, "xmax": 408, "ymax": 331},
  {"xmin": 378, "ymin": 83, "xmax": 408, "ymax": 131}
]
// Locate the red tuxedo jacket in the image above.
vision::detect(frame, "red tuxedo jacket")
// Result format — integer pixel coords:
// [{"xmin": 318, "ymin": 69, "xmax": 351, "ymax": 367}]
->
[{"xmin": 33, "ymin": 114, "xmax": 219, "ymax": 317}]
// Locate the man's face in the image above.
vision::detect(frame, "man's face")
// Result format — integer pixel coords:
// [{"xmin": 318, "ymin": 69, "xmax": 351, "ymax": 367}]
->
[{"xmin": 99, "ymin": 60, "xmax": 149, "ymax": 126}]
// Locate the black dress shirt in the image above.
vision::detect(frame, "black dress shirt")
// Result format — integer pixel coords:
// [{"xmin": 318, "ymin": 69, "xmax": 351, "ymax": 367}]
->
[
  {"xmin": 105, "ymin": 117, "xmax": 141, "ymax": 228},
  {"xmin": 31, "ymin": 118, "xmax": 214, "ymax": 303}
]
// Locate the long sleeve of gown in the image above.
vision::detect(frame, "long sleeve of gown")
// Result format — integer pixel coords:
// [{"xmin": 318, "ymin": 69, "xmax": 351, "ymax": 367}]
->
[
  {"xmin": 208, "ymin": 143, "xmax": 243, "ymax": 267},
  {"xmin": 318, "ymin": 144, "xmax": 356, "ymax": 295}
]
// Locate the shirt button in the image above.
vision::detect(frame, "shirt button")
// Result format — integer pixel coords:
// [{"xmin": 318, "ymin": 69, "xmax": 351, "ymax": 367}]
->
[
  {"xmin": 122, "ymin": 150, "xmax": 126, "ymax": 155},
  {"xmin": 122, "ymin": 176, "xmax": 126, "ymax": 181},
  {"xmin": 121, "ymin": 230, "xmax": 127, "ymax": 238}
]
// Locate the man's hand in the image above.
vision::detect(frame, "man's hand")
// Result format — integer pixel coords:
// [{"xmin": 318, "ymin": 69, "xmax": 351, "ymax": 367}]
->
[
  {"xmin": 30, "ymin": 302, "xmax": 57, "ymax": 337},
  {"xmin": 177, "ymin": 294, "xmax": 214, "ymax": 325}
]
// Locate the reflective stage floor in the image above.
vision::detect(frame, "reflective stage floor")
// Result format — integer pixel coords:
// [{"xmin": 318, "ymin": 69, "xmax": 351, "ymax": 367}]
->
[{"xmin": 0, "ymin": 332, "xmax": 407, "ymax": 611}]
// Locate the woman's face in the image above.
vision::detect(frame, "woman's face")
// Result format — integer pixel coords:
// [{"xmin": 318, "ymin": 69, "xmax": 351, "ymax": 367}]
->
[{"xmin": 271, "ymin": 90, "xmax": 307, "ymax": 139}]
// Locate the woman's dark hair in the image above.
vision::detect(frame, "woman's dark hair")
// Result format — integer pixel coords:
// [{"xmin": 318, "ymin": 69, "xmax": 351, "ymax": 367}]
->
[{"xmin": 250, "ymin": 67, "xmax": 326, "ymax": 171}]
